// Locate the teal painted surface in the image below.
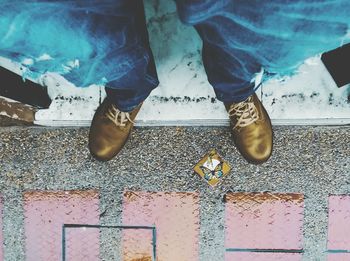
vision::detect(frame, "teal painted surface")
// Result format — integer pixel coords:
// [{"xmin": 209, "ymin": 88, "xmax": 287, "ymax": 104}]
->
[{"xmin": 0, "ymin": 0, "xmax": 349, "ymax": 88}]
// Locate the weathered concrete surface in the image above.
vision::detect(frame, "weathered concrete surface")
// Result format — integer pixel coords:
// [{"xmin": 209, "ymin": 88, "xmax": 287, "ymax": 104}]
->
[
  {"xmin": 0, "ymin": 98, "xmax": 35, "ymax": 124},
  {"xmin": 0, "ymin": 125, "xmax": 349, "ymax": 260},
  {"xmin": 0, "ymin": 115, "xmax": 33, "ymax": 127}
]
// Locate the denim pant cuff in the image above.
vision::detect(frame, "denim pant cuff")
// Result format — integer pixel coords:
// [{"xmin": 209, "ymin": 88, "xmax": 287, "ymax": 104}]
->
[
  {"xmin": 105, "ymin": 87, "xmax": 150, "ymax": 112},
  {"xmin": 215, "ymin": 68, "xmax": 264, "ymax": 104},
  {"xmin": 216, "ymin": 85, "xmax": 255, "ymax": 104}
]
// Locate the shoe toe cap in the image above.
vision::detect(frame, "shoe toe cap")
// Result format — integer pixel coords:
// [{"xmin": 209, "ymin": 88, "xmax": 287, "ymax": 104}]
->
[
  {"xmin": 234, "ymin": 126, "xmax": 273, "ymax": 164},
  {"xmin": 246, "ymin": 142, "xmax": 273, "ymax": 164},
  {"xmin": 89, "ymin": 146, "xmax": 116, "ymax": 161},
  {"xmin": 88, "ymin": 134, "xmax": 124, "ymax": 161}
]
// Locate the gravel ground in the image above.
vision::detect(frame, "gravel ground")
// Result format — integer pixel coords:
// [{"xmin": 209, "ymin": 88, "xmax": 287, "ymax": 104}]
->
[{"xmin": 0, "ymin": 125, "xmax": 349, "ymax": 260}]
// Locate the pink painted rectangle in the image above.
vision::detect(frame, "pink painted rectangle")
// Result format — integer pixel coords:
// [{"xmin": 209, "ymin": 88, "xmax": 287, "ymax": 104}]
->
[
  {"xmin": 122, "ymin": 191, "xmax": 200, "ymax": 261},
  {"xmin": 225, "ymin": 252, "xmax": 302, "ymax": 261},
  {"xmin": 328, "ymin": 254, "xmax": 350, "ymax": 261},
  {"xmin": 225, "ymin": 192, "xmax": 304, "ymax": 250},
  {"xmin": 0, "ymin": 196, "xmax": 3, "ymax": 261},
  {"xmin": 328, "ymin": 195, "xmax": 350, "ymax": 250},
  {"xmin": 24, "ymin": 190, "xmax": 100, "ymax": 261}
]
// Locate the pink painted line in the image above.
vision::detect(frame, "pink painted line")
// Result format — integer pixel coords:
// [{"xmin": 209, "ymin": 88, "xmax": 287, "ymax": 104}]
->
[
  {"xmin": 122, "ymin": 191, "xmax": 200, "ymax": 261},
  {"xmin": 328, "ymin": 254, "xmax": 350, "ymax": 261},
  {"xmin": 225, "ymin": 192, "xmax": 304, "ymax": 250},
  {"xmin": 0, "ymin": 196, "xmax": 3, "ymax": 261},
  {"xmin": 24, "ymin": 190, "xmax": 100, "ymax": 261},
  {"xmin": 328, "ymin": 195, "xmax": 350, "ymax": 250},
  {"xmin": 225, "ymin": 252, "xmax": 302, "ymax": 261}
]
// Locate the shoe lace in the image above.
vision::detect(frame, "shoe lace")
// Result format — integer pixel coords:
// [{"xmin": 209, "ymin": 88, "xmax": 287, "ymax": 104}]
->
[
  {"xmin": 105, "ymin": 104, "xmax": 134, "ymax": 127},
  {"xmin": 228, "ymin": 96, "xmax": 259, "ymax": 129}
]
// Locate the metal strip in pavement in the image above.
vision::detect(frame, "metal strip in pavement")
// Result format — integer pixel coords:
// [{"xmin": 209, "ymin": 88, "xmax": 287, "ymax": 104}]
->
[
  {"xmin": 225, "ymin": 252, "xmax": 302, "ymax": 261},
  {"xmin": 226, "ymin": 248, "xmax": 303, "ymax": 253},
  {"xmin": 62, "ymin": 224, "xmax": 157, "ymax": 261}
]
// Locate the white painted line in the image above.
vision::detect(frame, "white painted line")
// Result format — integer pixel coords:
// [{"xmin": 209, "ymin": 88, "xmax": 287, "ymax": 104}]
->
[{"xmin": 34, "ymin": 118, "xmax": 350, "ymax": 127}]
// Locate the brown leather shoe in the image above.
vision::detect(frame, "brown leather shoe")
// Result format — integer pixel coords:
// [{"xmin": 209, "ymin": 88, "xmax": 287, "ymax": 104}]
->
[
  {"xmin": 88, "ymin": 99, "xmax": 141, "ymax": 161},
  {"xmin": 225, "ymin": 93, "xmax": 273, "ymax": 164}
]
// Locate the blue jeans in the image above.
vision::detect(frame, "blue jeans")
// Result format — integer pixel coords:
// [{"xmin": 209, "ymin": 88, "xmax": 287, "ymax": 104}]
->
[
  {"xmin": 106, "ymin": 0, "xmax": 262, "ymax": 111},
  {"xmin": 0, "ymin": 0, "xmax": 349, "ymax": 111},
  {"xmin": 106, "ymin": 0, "xmax": 350, "ymax": 111}
]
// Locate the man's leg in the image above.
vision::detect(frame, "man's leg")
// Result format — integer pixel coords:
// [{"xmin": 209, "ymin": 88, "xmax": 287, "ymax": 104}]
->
[
  {"xmin": 103, "ymin": 0, "xmax": 159, "ymax": 112},
  {"xmin": 89, "ymin": 0, "xmax": 158, "ymax": 161},
  {"xmin": 175, "ymin": 0, "xmax": 273, "ymax": 164},
  {"xmin": 175, "ymin": 0, "xmax": 349, "ymax": 164}
]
